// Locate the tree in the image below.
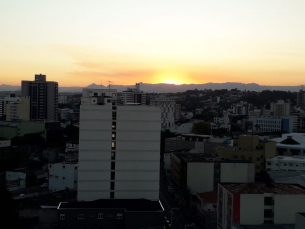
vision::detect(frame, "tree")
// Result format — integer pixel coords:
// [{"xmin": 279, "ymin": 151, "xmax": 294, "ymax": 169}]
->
[{"xmin": 191, "ymin": 122, "xmax": 211, "ymax": 135}]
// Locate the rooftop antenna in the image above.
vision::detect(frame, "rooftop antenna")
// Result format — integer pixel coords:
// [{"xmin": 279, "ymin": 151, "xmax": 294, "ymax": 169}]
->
[
  {"xmin": 108, "ymin": 81, "xmax": 112, "ymax": 90},
  {"xmin": 101, "ymin": 79, "xmax": 103, "ymax": 89}
]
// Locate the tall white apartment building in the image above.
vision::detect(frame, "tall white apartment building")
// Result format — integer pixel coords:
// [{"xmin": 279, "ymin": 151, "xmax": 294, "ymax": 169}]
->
[
  {"xmin": 78, "ymin": 89, "xmax": 161, "ymax": 201},
  {"xmin": 271, "ymin": 100, "xmax": 290, "ymax": 116},
  {"xmin": 150, "ymin": 96, "xmax": 175, "ymax": 131},
  {"xmin": 121, "ymin": 83, "xmax": 147, "ymax": 105}
]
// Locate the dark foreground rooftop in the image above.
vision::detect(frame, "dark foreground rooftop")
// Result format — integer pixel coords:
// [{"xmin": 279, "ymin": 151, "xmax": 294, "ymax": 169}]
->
[{"xmin": 58, "ymin": 199, "xmax": 164, "ymax": 212}]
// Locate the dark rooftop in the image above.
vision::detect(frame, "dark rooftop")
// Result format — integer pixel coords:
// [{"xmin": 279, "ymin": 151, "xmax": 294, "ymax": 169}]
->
[
  {"xmin": 221, "ymin": 183, "xmax": 305, "ymax": 195},
  {"xmin": 58, "ymin": 199, "xmax": 164, "ymax": 212}
]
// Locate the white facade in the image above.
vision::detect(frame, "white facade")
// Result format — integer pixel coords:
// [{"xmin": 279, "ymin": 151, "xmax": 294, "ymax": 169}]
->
[
  {"xmin": 187, "ymin": 162, "xmax": 254, "ymax": 193},
  {"xmin": 78, "ymin": 89, "xmax": 161, "ymax": 201},
  {"xmin": 6, "ymin": 96, "xmax": 30, "ymax": 121},
  {"xmin": 0, "ymin": 139, "xmax": 11, "ymax": 148},
  {"xmin": 271, "ymin": 133, "xmax": 305, "ymax": 156},
  {"xmin": 253, "ymin": 116, "xmax": 293, "ymax": 133},
  {"xmin": 0, "ymin": 93, "xmax": 21, "ymax": 118},
  {"xmin": 210, "ymin": 111, "xmax": 231, "ymax": 132},
  {"xmin": 150, "ymin": 97, "xmax": 175, "ymax": 131},
  {"xmin": 48, "ymin": 163, "xmax": 78, "ymax": 192},
  {"xmin": 266, "ymin": 156, "xmax": 305, "ymax": 172},
  {"xmin": 217, "ymin": 183, "xmax": 305, "ymax": 229},
  {"xmin": 272, "ymin": 100, "xmax": 290, "ymax": 116}
]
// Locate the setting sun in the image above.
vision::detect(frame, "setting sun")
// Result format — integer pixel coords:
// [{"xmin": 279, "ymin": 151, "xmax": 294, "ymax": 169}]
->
[{"xmin": 163, "ymin": 79, "xmax": 181, "ymax": 85}]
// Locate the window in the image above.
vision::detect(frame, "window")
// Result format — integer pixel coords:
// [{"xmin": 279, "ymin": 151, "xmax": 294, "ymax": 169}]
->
[
  {"xmin": 111, "ymin": 142, "xmax": 116, "ymax": 150},
  {"xmin": 112, "ymin": 93, "xmax": 116, "ymax": 97},
  {"xmin": 63, "ymin": 166, "xmax": 65, "ymax": 169},
  {"xmin": 98, "ymin": 213, "xmax": 103, "ymax": 219},
  {"xmin": 110, "ymin": 182, "xmax": 115, "ymax": 190},
  {"xmin": 112, "ymin": 102, "xmax": 116, "ymax": 106},
  {"xmin": 116, "ymin": 213, "xmax": 123, "ymax": 219},
  {"xmin": 60, "ymin": 214, "xmax": 65, "ymax": 220},
  {"xmin": 110, "ymin": 192, "xmax": 114, "ymax": 199},
  {"xmin": 63, "ymin": 177, "xmax": 65, "ymax": 180},
  {"xmin": 264, "ymin": 197, "xmax": 273, "ymax": 205},
  {"xmin": 78, "ymin": 214, "xmax": 85, "ymax": 220},
  {"xmin": 111, "ymin": 162, "xmax": 115, "ymax": 170},
  {"xmin": 112, "ymin": 111, "xmax": 116, "ymax": 120},
  {"xmin": 112, "ymin": 132, "xmax": 116, "ymax": 140},
  {"xmin": 112, "ymin": 122, "xmax": 116, "ymax": 130},
  {"xmin": 257, "ymin": 157, "xmax": 260, "ymax": 161},
  {"xmin": 111, "ymin": 172, "xmax": 115, "ymax": 180},
  {"xmin": 111, "ymin": 151, "xmax": 116, "ymax": 160},
  {"xmin": 264, "ymin": 209, "xmax": 273, "ymax": 218}
]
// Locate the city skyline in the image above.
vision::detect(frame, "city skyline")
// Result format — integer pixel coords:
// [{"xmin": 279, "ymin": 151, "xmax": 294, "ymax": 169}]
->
[{"xmin": 1, "ymin": 1, "xmax": 305, "ymax": 87}]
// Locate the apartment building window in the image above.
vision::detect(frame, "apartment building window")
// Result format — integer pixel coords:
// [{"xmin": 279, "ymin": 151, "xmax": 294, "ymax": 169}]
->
[
  {"xmin": 112, "ymin": 111, "xmax": 117, "ymax": 120},
  {"xmin": 111, "ymin": 172, "xmax": 115, "ymax": 180},
  {"xmin": 98, "ymin": 213, "xmax": 103, "ymax": 219},
  {"xmin": 117, "ymin": 213, "xmax": 123, "ymax": 219},
  {"xmin": 112, "ymin": 101, "xmax": 116, "ymax": 106},
  {"xmin": 78, "ymin": 214, "xmax": 85, "ymax": 220},
  {"xmin": 111, "ymin": 162, "xmax": 115, "ymax": 170},
  {"xmin": 112, "ymin": 132, "xmax": 116, "ymax": 140},
  {"xmin": 63, "ymin": 166, "xmax": 65, "ymax": 169},
  {"xmin": 112, "ymin": 122, "xmax": 116, "ymax": 130},
  {"xmin": 110, "ymin": 192, "xmax": 114, "ymax": 199},
  {"xmin": 112, "ymin": 93, "xmax": 116, "ymax": 97},
  {"xmin": 111, "ymin": 151, "xmax": 116, "ymax": 160},
  {"xmin": 264, "ymin": 209, "xmax": 273, "ymax": 218},
  {"xmin": 257, "ymin": 157, "xmax": 260, "ymax": 161},
  {"xmin": 110, "ymin": 182, "xmax": 115, "ymax": 190},
  {"xmin": 111, "ymin": 142, "xmax": 116, "ymax": 150},
  {"xmin": 264, "ymin": 197, "xmax": 273, "ymax": 205},
  {"xmin": 60, "ymin": 214, "xmax": 65, "ymax": 220}
]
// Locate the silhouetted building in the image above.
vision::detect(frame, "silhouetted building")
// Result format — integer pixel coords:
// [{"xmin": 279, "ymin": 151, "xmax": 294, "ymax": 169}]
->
[{"xmin": 21, "ymin": 74, "xmax": 58, "ymax": 120}]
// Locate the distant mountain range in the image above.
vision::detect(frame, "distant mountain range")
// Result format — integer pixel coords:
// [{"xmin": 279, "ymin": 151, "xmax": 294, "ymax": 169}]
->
[{"xmin": 0, "ymin": 82, "xmax": 304, "ymax": 94}]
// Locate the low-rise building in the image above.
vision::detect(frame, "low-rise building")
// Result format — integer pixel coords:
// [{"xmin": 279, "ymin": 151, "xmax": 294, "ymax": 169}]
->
[
  {"xmin": 210, "ymin": 111, "xmax": 231, "ymax": 133},
  {"xmin": 271, "ymin": 133, "xmax": 305, "ymax": 156},
  {"xmin": 170, "ymin": 152, "xmax": 255, "ymax": 193},
  {"xmin": 196, "ymin": 191, "xmax": 217, "ymax": 213},
  {"xmin": 216, "ymin": 135, "xmax": 276, "ymax": 175},
  {"xmin": 6, "ymin": 171, "xmax": 26, "ymax": 191},
  {"xmin": 57, "ymin": 199, "xmax": 165, "ymax": 229},
  {"xmin": 217, "ymin": 183, "xmax": 305, "ymax": 228},
  {"xmin": 48, "ymin": 162, "xmax": 78, "ymax": 192},
  {"xmin": 253, "ymin": 116, "xmax": 293, "ymax": 133},
  {"xmin": 6, "ymin": 96, "xmax": 30, "ymax": 121},
  {"xmin": 266, "ymin": 156, "xmax": 305, "ymax": 172}
]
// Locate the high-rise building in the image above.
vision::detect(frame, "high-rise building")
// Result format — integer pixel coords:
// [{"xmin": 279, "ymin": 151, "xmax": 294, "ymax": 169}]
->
[
  {"xmin": 121, "ymin": 83, "xmax": 147, "ymax": 105},
  {"xmin": 78, "ymin": 89, "xmax": 161, "ymax": 201},
  {"xmin": 0, "ymin": 93, "xmax": 20, "ymax": 119},
  {"xmin": 21, "ymin": 74, "xmax": 58, "ymax": 120},
  {"xmin": 272, "ymin": 100, "xmax": 290, "ymax": 116},
  {"xmin": 297, "ymin": 88, "xmax": 305, "ymax": 108}
]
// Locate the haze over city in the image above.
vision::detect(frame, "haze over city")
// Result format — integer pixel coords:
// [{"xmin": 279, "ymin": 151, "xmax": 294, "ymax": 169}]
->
[{"xmin": 1, "ymin": 0, "xmax": 305, "ymax": 87}]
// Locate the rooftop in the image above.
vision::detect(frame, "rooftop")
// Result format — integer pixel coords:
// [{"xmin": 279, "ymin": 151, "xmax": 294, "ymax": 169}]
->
[
  {"xmin": 58, "ymin": 199, "xmax": 164, "ymax": 212},
  {"xmin": 197, "ymin": 191, "xmax": 217, "ymax": 203},
  {"xmin": 267, "ymin": 156, "xmax": 305, "ymax": 162},
  {"xmin": 221, "ymin": 183, "xmax": 305, "ymax": 195}
]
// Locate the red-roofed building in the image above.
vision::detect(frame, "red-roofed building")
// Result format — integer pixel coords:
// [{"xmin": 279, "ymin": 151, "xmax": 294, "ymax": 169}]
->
[{"xmin": 196, "ymin": 191, "xmax": 218, "ymax": 213}]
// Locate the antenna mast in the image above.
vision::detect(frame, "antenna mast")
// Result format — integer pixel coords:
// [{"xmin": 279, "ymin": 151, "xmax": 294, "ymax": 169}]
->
[{"xmin": 108, "ymin": 81, "xmax": 112, "ymax": 90}]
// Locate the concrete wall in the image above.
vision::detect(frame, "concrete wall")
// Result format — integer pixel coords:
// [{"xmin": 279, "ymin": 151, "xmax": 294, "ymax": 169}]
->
[
  {"xmin": 220, "ymin": 163, "xmax": 255, "ymax": 183},
  {"xmin": 240, "ymin": 194, "xmax": 264, "ymax": 225},
  {"xmin": 49, "ymin": 163, "xmax": 77, "ymax": 192},
  {"xmin": 187, "ymin": 163, "xmax": 214, "ymax": 193},
  {"xmin": 78, "ymin": 103, "xmax": 161, "ymax": 201},
  {"xmin": 274, "ymin": 195, "xmax": 305, "ymax": 224},
  {"xmin": 295, "ymin": 213, "xmax": 305, "ymax": 229}
]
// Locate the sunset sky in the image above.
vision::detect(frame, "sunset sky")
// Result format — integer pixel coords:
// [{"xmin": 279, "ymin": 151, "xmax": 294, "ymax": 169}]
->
[{"xmin": 1, "ymin": 0, "xmax": 305, "ymax": 87}]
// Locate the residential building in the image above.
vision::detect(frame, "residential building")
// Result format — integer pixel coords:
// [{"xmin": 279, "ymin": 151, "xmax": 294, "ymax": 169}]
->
[
  {"xmin": 295, "ymin": 213, "xmax": 305, "ymax": 229},
  {"xmin": 216, "ymin": 135, "xmax": 276, "ymax": 175},
  {"xmin": 58, "ymin": 95, "xmax": 68, "ymax": 104},
  {"xmin": 58, "ymin": 108, "xmax": 70, "ymax": 120},
  {"xmin": 174, "ymin": 104, "xmax": 181, "ymax": 120},
  {"xmin": 121, "ymin": 83, "xmax": 147, "ymax": 105},
  {"xmin": 271, "ymin": 133, "xmax": 305, "ymax": 156},
  {"xmin": 0, "ymin": 137, "xmax": 11, "ymax": 152},
  {"xmin": 78, "ymin": 89, "xmax": 161, "ymax": 201},
  {"xmin": 170, "ymin": 152, "xmax": 255, "ymax": 193},
  {"xmin": 210, "ymin": 111, "xmax": 231, "ymax": 133},
  {"xmin": 248, "ymin": 109, "xmax": 261, "ymax": 120},
  {"xmin": 150, "ymin": 96, "xmax": 175, "ymax": 131},
  {"xmin": 48, "ymin": 162, "xmax": 78, "ymax": 192},
  {"xmin": 217, "ymin": 183, "xmax": 305, "ymax": 228},
  {"xmin": 266, "ymin": 156, "xmax": 305, "ymax": 172},
  {"xmin": 0, "ymin": 93, "xmax": 20, "ymax": 118},
  {"xmin": 21, "ymin": 74, "xmax": 58, "ymax": 120},
  {"xmin": 6, "ymin": 96, "xmax": 30, "ymax": 121},
  {"xmin": 272, "ymin": 100, "xmax": 290, "ymax": 116},
  {"xmin": 6, "ymin": 171, "xmax": 26, "ymax": 191},
  {"xmin": 57, "ymin": 199, "xmax": 165, "ymax": 229},
  {"xmin": 252, "ymin": 116, "xmax": 293, "ymax": 133},
  {"xmin": 297, "ymin": 89, "xmax": 305, "ymax": 108},
  {"xmin": 0, "ymin": 120, "xmax": 45, "ymax": 139},
  {"xmin": 196, "ymin": 191, "xmax": 218, "ymax": 213},
  {"xmin": 230, "ymin": 101, "xmax": 251, "ymax": 115},
  {"xmin": 165, "ymin": 134, "xmax": 233, "ymax": 156}
]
